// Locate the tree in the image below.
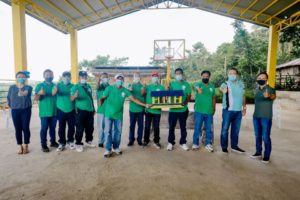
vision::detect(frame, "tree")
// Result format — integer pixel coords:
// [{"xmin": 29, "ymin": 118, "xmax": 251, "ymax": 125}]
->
[{"xmin": 79, "ymin": 55, "xmax": 129, "ymax": 69}]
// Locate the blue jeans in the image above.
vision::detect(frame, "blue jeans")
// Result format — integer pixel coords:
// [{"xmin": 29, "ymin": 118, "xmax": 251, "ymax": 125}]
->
[
  {"xmin": 168, "ymin": 111, "xmax": 189, "ymax": 145},
  {"xmin": 97, "ymin": 113, "xmax": 105, "ymax": 144},
  {"xmin": 40, "ymin": 116, "xmax": 57, "ymax": 146},
  {"xmin": 129, "ymin": 111, "xmax": 144, "ymax": 144},
  {"xmin": 11, "ymin": 107, "xmax": 31, "ymax": 145},
  {"xmin": 253, "ymin": 117, "xmax": 272, "ymax": 159},
  {"xmin": 193, "ymin": 112, "xmax": 213, "ymax": 146},
  {"xmin": 104, "ymin": 117, "xmax": 122, "ymax": 151},
  {"xmin": 220, "ymin": 109, "xmax": 242, "ymax": 149}
]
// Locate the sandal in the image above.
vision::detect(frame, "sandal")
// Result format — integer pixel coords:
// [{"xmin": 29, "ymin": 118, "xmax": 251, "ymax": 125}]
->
[
  {"xmin": 23, "ymin": 144, "xmax": 29, "ymax": 154},
  {"xmin": 18, "ymin": 145, "xmax": 23, "ymax": 155}
]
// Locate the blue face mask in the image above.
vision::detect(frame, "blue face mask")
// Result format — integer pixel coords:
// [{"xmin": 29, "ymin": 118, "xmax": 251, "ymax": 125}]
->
[
  {"xmin": 62, "ymin": 77, "xmax": 71, "ymax": 84},
  {"xmin": 175, "ymin": 75, "xmax": 183, "ymax": 81},
  {"xmin": 17, "ymin": 78, "xmax": 26, "ymax": 84},
  {"xmin": 116, "ymin": 79, "xmax": 123, "ymax": 87},
  {"xmin": 228, "ymin": 75, "xmax": 237, "ymax": 81},
  {"xmin": 102, "ymin": 78, "xmax": 108, "ymax": 84},
  {"xmin": 152, "ymin": 77, "xmax": 158, "ymax": 83},
  {"xmin": 45, "ymin": 77, "xmax": 53, "ymax": 82}
]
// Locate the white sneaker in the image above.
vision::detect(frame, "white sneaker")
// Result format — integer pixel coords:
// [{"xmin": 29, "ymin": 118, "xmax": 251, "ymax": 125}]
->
[
  {"xmin": 104, "ymin": 150, "xmax": 112, "ymax": 158},
  {"xmin": 153, "ymin": 143, "xmax": 161, "ymax": 149},
  {"xmin": 192, "ymin": 144, "xmax": 200, "ymax": 150},
  {"xmin": 180, "ymin": 143, "xmax": 189, "ymax": 151},
  {"xmin": 166, "ymin": 143, "xmax": 173, "ymax": 151},
  {"xmin": 112, "ymin": 148, "xmax": 122, "ymax": 155},
  {"xmin": 56, "ymin": 144, "xmax": 65, "ymax": 152},
  {"xmin": 205, "ymin": 144, "xmax": 214, "ymax": 152},
  {"xmin": 85, "ymin": 141, "xmax": 96, "ymax": 148},
  {"xmin": 68, "ymin": 142, "xmax": 75, "ymax": 150},
  {"xmin": 76, "ymin": 145, "xmax": 84, "ymax": 152}
]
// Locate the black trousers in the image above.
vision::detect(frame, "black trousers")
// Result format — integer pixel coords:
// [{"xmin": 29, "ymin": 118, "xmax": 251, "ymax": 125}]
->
[
  {"xmin": 57, "ymin": 109, "xmax": 75, "ymax": 145},
  {"xmin": 11, "ymin": 107, "xmax": 31, "ymax": 145},
  {"xmin": 75, "ymin": 108, "xmax": 94, "ymax": 145},
  {"xmin": 144, "ymin": 112, "xmax": 161, "ymax": 144},
  {"xmin": 168, "ymin": 111, "xmax": 189, "ymax": 145}
]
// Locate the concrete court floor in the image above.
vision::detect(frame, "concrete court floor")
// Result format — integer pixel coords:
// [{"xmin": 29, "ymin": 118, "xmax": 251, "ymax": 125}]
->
[{"xmin": 0, "ymin": 103, "xmax": 299, "ymax": 200}]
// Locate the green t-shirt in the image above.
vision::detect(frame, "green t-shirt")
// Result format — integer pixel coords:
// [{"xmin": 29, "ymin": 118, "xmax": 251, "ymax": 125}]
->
[
  {"xmin": 70, "ymin": 83, "xmax": 94, "ymax": 112},
  {"xmin": 169, "ymin": 80, "xmax": 192, "ymax": 113},
  {"xmin": 35, "ymin": 82, "xmax": 57, "ymax": 117},
  {"xmin": 128, "ymin": 83, "xmax": 145, "ymax": 113},
  {"xmin": 96, "ymin": 83, "xmax": 109, "ymax": 114},
  {"xmin": 57, "ymin": 82, "xmax": 74, "ymax": 113},
  {"xmin": 102, "ymin": 84, "xmax": 132, "ymax": 119},
  {"xmin": 194, "ymin": 82, "xmax": 215, "ymax": 115},
  {"xmin": 145, "ymin": 83, "xmax": 165, "ymax": 114},
  {"xmin": 253, "ymin": 85, "xmax": 276, "ymax": 119}
]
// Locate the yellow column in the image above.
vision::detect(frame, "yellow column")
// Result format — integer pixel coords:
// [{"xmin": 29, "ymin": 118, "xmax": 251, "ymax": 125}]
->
[
  {"xmin": 266, "ymin": 25, "xmax": 279, "ymax": 88},
  {"xmin": 12, "ymin": 0, "xmax": 27, "ymax": 73},
  {"xmin": 70, "ymin": 28, "xmax": 78, "ymax": 83}
]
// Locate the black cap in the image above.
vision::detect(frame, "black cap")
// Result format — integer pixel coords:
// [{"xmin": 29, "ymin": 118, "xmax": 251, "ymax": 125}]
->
[
  {"xmin": 79, "ymin": 71, "xmax": 88, "ymax": 77},
  {"xmin": 62, "ymin": 71, "xmax": 71, "ymax": 77}
]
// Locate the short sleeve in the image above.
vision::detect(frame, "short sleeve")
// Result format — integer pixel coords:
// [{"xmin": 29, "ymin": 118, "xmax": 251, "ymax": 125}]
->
[
  {"xmin": 125, "ymin": 88, "xmax": 132, "ymax": 98},
  {"xmin": 102, "ymin": 86, "xmax": 110, "ymax": 97},
  {"xmin": 185, "ymin": 83, "xmax": 192, "ymax": 94},
  {"xmin": 212, "ymin": 85, "xmax": 216, "ymax": 96},
  {"xmin": 70, "ymin": 85, "xmax": 77, "ymax": 96}
]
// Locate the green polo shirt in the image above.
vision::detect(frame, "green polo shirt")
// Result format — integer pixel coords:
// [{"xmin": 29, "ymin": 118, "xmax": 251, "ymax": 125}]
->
[
  {"xmin": 145, "ymin": 83, "xmax": 165, "ymax": 114},
  {"xmin": 102, "ymin": 84, "xmax": 132, "ymax": 120},
  {"xmin": 253, "ymin": 85, "xmax": 276, "ymax": 119},
  {"xmin": 96, "ymin": 83, "xmax": 109, "ymax": 114},
  {"xmin": 35, "ymin": 82, "xmax": 57, "ymax": 117},
  {"xmin": 194, "ymin": 82, "xmax": 215, "ymax": 115},
  {"xmin": 169, "ymin": 80, "xmax": 191, "ymax": 113},
  {"xmin": 71, "ymin": 83, "xmax": 94, "ymax": 112},
  {"xmin": 128, "ymin": 83, "xmax": 145, "ymax": 113},
  {"xmin": 57, "ymin": 82, "xmax": 74, "ymax": 113}
]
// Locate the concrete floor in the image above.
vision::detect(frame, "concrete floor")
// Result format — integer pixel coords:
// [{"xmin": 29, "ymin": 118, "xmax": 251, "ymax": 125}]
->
[{"xmin": 0, "ymin": 103, "xmax": 299, "ymax": 200}]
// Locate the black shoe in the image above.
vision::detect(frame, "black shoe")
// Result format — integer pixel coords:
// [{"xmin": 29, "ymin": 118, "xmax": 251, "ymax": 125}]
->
[
  {"xmin": 50, "ymin": 142, "xmax": 59, "ymax": 148},
  {"xmin": 251, "ymin": 152, "xmax": 262, "ymax": 159},
  {"xmin": 127, "ymin": 141, "xmax": 134, "ymax": 146},
  {"xmin": 138, "ymin": 142, "xmax": 143, "ymax": 146},
  {"xmin": 41, "ymin": 145, "xmax": 50, "ymax": 153},
  {"xmin": 231, "ymin": 147, "xmax": 245, "ymax": 154},
  {"xmin": 98, "ymin": 143, "xmax": 104, "ymax": 148},
  {"xmin": 143, "ymin": 142, "xmax": 149, "ymax": 147},
  {"xmin": 262, "ymin": 157, "xmax": 270, "ymax": 164},
  {"xmin": 222, "ymin": 148, "xmax": 229, "ymax": 154}
]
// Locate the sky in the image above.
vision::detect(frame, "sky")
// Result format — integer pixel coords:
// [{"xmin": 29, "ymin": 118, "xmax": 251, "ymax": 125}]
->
[{"xmin": 0, "ymin": 2, "xmax": 252, "ymax": 81}]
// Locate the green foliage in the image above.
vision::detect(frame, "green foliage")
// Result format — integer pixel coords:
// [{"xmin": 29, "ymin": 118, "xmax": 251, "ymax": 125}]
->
[{"xmin": 79, "ymin": 55, "xmax": 129, "ymax": 69}]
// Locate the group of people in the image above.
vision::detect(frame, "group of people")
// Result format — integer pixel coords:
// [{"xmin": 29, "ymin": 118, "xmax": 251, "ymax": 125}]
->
[{"xmin": 7, "ymin": 67, "xmax": 276, "ymax": 163}]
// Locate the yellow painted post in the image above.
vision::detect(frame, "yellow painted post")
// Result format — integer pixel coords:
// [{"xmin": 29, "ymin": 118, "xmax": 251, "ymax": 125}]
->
[
  {"xmin": 12, "ymin": 0, "xmax": 27, "ymax": 73},
  {"xmin": 70, "ymin": 28, "xmax": 78, "ymax": 83},
  {"xmin": 266, "ymin": 25, "xmax": 279, "ymax": 88}
]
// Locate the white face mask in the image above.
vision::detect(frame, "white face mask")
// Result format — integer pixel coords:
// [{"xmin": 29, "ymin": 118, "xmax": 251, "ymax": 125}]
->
[
  {"xmin": 80, "ymin": 79, "xmax": 87, "ymax": 84},
  {"xmin": 102, "ymin": 78, "xmax": 108, "ymax": 84},
  {"xmin": 133, "ymin": 77, "xmax": 140, "ymax": 83},
  {"xmin": 62, "ymin": 77, "xmax": 71, "ymax": 84}
]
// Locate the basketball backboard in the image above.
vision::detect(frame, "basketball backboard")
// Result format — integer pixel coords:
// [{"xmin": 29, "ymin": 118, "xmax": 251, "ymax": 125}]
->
[{"xmin": 153, "ymin": 39, "xmax": 185, "ymax": 61}]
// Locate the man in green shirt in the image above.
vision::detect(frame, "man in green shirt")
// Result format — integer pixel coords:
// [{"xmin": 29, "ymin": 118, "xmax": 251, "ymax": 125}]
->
[
  {"xmin": 34, "ymin": 69, "xmax": 58, "ymax": 152},
  {"xmin": 70, "ymin": 71, "xmax": 95, "ymax": 153},
  {"xmin": 127, "ymin": 72, "xmax": 145, "ymax": 146},
  {"xmin": 251, "ymin": 72, "xmax": 276, "ymax": 164},
  {"xmin": 142, "ymin": 71, "xmax": 165, "ymax": 149},
  {"xmin": 99, "ymin": 73, "xmax": 150, "ymax": 158},
  {"xmin": 166, "ymin": 68, "xmax": 191, "ymax": 151},
  {"xmin": 96, "ymin": 72, "xmax": 109, "ymax": 148},
  {"xmin": 192, "ymin": 70, "xmax": 216, "ymax": 153},
  {"xmin": 54, "ymin": 71, "xmax": 75, "ymax": 152}
]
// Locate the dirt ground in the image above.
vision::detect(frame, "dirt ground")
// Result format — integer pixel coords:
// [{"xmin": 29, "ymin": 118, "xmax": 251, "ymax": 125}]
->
[{"xmin": 0, "ymin": 103, "xmax": 299, "ymax": 200}]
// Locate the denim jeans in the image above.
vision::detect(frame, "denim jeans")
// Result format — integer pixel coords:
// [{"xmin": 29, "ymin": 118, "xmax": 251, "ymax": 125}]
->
[
  {"xmin": 193, "ymin": 112, "xmax": 213, "ymax": 146},
  {"xmin": 97, "ymin": 113, "xmax": 105, "ymax": 145},
  {"xmin": 129, "ymin": 111, "xmax": 144, "ymax": 144},
  {"xmin": 220, "ymin": 109, "xmax": 242, "ymax": 149},
  {"xmin": 40, "ymin": 116, "xmax": 57, "ymax": 146},
  {"xmin": 253, "ymin": 117, "xmax": 272, "ymax": 159},
  {"xmin": 144, "ymin": 112, "xmax": 161, "ymax": 144},
  {"xmin": 104, "ymin": 117, "xmax": 122, "ymax": 151},
  {"xmin": 168, "ymin": 111, "xmax": 189, "ymax": 145},
  {"xmin": 57, "ymin": 109, "xmax": 75, "ymax": 145},
  {"xmin": 11, "ymin": 107, "xmax": 31, "ymax": 145}
]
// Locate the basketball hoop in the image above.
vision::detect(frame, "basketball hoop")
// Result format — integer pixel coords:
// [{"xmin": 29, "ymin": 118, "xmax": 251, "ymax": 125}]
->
[{"xmin": 164, "ymin": 48, "xmax": 174, "ymax": 59}]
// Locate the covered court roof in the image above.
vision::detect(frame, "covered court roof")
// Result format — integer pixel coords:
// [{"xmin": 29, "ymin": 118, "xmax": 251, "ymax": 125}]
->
[{"xmin": 1, "ymin": 0, "xmax": 300, "ymax": 34}]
